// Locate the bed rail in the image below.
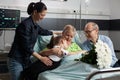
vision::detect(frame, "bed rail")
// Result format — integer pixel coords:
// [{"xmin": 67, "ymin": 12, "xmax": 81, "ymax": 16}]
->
[{"xmin": 86, "ymin": 68, "xmax": 120, "ymax": 80}]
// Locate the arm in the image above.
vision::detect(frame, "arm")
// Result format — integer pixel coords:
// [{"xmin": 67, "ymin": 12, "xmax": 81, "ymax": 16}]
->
[
  {"xmin": 32, "ymin": 52, "xmax": 53, "ymax": 66},
  {"xmin": 39, "ymin": 47, "xmax": 63, "ymax": 57},
  {"xmin": 53, "ymin": 31, "xmax": 62, "ymax": 35},
  {"xmin": 39, "ymin": 49, "xmax": 54, "ymax": 56},
  {"xmin": 38, "ymin": 26, "xmax": 62, "ymax": 37},
  {"xmin": 68, "ymin": 50, "xmax": 87, "ymax": 55},
  {"xmin": 38, "ymin": 26, "xmax": 53, "ymax": 35}
]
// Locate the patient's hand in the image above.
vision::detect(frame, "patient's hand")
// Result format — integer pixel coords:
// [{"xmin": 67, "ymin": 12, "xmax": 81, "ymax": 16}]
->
[
  {"xmin": 81, "ymin": 50, "xmax": 89, "ymax": 55},
  {"xmin": 40, "ymin": 56, "xmax": 53, "ymax": 66}
]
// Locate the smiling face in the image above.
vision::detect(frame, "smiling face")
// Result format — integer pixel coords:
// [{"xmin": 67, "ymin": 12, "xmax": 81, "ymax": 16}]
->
[
  {"xmin": 62, "ymin": 25, "xmax": 76, "ymax": 44},
  {"xmin": 33, "ymin": 10, "xmax": 47, "ymax": 22},
  {"xmin": 84, "ymin": 22, "xmax": 99, "ymax": 43},
  {"xmin": 62, "ymin": 31, "xmax": 75, "ymax": 42}
]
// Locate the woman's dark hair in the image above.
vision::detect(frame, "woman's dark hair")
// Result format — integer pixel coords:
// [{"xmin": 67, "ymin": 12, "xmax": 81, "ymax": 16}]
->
[
  {"xmin": 47, "ymin": 36, "xmax": 54, "ymax": 49},
  {"xmin": 27, "ymin": 2, "xmax": 47, "ymax": 15}
]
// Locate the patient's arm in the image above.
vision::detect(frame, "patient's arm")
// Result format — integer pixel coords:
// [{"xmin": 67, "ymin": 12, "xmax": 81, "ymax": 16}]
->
[
  {"xmin": 39, "ymin": 49, "xmax": 53, "ymax": 56},
  {"xmin": 68, "ymin": 50, "xmax": 87, "ymax": 55},
  {"xmin": 39, "ymin": 47, "xmax": 63, "ymax": 57}
]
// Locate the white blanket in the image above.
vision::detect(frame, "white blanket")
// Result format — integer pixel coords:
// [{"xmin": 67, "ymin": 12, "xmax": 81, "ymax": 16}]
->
[{"xmin": 38, "ymin": 54, "xmax": 120, "ymax": 80}]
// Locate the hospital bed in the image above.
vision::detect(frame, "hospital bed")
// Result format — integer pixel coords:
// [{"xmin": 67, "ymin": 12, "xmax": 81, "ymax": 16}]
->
[
  {"xmin": 37, "ymin": 56, "xmax": 120, "ymax": 80},
  {"xmin": 33, "ymin": 33, "xmax": 120, "ymax": 80},
  {"xmin": 86, "ymin": 67, "xmax": 120, "ymax": 80}
]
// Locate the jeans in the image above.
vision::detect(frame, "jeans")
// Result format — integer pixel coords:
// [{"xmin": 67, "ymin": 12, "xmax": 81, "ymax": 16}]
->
[
  {"xmin": 22, "ymin": 60, "xmax": 61, "ymax": 80},
  {"xmin": 7, "ymin": 58, "xmax": 23, "ymax": 80}
]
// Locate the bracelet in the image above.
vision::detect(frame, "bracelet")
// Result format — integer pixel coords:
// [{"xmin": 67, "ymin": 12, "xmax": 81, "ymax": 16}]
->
[{"xmin": 61, "ymin": 48, "xmax": 69, "ymax": 56}]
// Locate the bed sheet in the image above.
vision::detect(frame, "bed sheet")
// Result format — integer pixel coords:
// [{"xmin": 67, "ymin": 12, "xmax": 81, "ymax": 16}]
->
[
  {"xmin": 38, "ymin": 53, "xmax": 120, "ymax": 80},
  {"xmin": 38, "ymin": 54, "xmax": 98, "ymax": 80}
]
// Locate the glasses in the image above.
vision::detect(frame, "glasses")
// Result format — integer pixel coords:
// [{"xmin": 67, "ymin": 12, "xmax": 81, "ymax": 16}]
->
[{"xmin": 84, "ymin": 29, "xmax": 96, "ymax": 34}]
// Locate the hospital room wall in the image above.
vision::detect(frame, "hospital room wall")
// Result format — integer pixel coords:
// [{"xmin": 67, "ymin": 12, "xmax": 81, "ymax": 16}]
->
[
  {"xmin": 109, "ymin": 0, "xmax": 120, "ymax": 52},
  {"xmin": 0, "ymin": 0, "xmax": 113, "ymax": 48},
  {"xmin": 0, "ymin": 0, "xmax": 120, "ymax": 59}
]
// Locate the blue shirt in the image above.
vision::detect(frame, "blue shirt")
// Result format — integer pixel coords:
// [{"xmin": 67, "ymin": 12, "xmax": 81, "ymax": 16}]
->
[{"xmin": 82, "ymin": 35, "xmax": 118, "ymax": 67}]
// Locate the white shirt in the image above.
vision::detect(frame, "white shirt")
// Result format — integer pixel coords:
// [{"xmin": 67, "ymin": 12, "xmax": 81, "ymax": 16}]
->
[{"xmin": 49, "ymin": 46, "xmax": 69, "ymax": 62}]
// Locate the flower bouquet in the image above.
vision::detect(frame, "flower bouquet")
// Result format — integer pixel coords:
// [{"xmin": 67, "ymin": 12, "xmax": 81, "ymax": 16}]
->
[
  {"xmin": 75, "ymin": 40, "xmax": 112, "ymax": 69},
  {"xmin": 80, "ymin": 44, "xmax": 97, "ymax": 65}
]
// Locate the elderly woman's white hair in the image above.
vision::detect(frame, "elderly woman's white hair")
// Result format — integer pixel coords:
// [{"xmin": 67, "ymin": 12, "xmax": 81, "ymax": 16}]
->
[{"xmin": 62, "ymin": 24, "xmax": 76, "ymax": 34}]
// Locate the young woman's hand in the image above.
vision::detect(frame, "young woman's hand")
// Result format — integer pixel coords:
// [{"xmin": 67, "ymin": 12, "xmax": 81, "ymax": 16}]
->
[{"xmin": 40, "ymin": 56, "xmax": 53, "ymax": 66}]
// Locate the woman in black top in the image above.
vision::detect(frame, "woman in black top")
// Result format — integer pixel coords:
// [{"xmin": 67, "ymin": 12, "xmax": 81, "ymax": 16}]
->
[{"xmin": 8, "ymin": 2, "xmax": 59, "ymax": 80}]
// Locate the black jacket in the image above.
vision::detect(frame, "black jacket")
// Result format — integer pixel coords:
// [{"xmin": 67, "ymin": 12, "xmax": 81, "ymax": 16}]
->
[{"xmin": 8, "ymin": 16, "xmax": 52, "ymax": 63}]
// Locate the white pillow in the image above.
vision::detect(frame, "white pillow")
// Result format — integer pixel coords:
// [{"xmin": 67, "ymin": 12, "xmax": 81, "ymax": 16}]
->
[{"xmin": 34, "ymin": 35, "xmax": 52, "ymax": 52}]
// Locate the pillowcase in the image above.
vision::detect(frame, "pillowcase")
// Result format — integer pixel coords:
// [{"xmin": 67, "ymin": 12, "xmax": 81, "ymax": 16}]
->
[
  {"xmin": 34, "ymin": 35, "xmax": 52, "ymax": 53},
  {"xmin": 73, "ymin": 31, "xmax": 83, "ymax": 48}
]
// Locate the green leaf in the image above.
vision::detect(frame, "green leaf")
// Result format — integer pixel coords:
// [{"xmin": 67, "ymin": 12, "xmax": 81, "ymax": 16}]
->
[{"xmin": 80, "ymin": 44, "xmax": 97, "ymax": 65}]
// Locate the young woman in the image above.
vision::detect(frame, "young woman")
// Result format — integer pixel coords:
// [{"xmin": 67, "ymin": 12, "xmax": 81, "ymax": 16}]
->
[{"xmin": 7, "ymin": 2, "xmax": 59, "ymax": 80}]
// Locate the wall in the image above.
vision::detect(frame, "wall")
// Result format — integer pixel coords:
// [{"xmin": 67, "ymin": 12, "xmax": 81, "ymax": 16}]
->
[
  {"xmin": 109, "ymin": 0, "xmax": 120, "ymax": 51},
  {"xmin": 0, "ymin": 0, "xmax": 111, "ymax": 19},
  {"xmin": 0, "ymin": 0, "xmax": 111, "ymax": 51},
  {"xmin": 110, "ymin": 0, "xmax": 120, "ymax": 19}
]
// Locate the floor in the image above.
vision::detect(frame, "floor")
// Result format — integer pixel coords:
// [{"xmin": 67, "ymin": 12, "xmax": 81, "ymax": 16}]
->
[
  {"xmin": 0, "ymin": 73, "xmax": 11, "ymax": 80},
  {"xmin": 0, "ymin": 53, "xmax": 10, "ymax": 80},
  {"xmin": 97, "ymin": 76, "xmax": 120, "ymax": 80}
]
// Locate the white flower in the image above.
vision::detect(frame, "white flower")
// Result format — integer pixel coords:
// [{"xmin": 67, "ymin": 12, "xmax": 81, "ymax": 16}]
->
[{"xmin": 95, "ymin": 40, "xmax": 112, "ymax": 69}]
